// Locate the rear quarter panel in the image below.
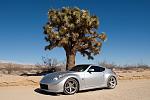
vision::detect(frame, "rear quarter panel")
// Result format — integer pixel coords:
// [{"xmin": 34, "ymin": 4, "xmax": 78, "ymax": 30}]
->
[{"xmin": 104, "ymin": 69, "xmax": 117, "ymax": 85}]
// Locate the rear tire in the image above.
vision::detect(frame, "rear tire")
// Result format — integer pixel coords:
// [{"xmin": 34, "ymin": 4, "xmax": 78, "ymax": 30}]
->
[
  {"xmin": 63, "ymin": 78, "xmax": 79, "ymax": 95},
  {"xmin": 107, "ymin": 76, "xmax": 117, "ymax": 89}
]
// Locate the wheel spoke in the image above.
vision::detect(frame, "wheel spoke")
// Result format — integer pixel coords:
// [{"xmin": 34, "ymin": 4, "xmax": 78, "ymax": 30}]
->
[
  {"xmin": 110, "ymin": 82, "xmax": 114, "ymax": 86},
  {"xmin": 65, "ymin": 82, "xmax": 76, "ymax": 93},
  {"xmin": 66, "ymin": 86, "xmax": 70, "ymax": 89},
  {"xmin": 111, "ymin": 78, "xmax": 114, "ymax": 81},
  {"xmin": 69, "ymin": 87, "xmax": 72, "ymax": 92},
  {"xmin": 71, "ymin": 86, "xmax": 76, "ymax": 91},
  {"xmin": 71, "ymin": 87, "xmax": 76, "ymax": 90}
]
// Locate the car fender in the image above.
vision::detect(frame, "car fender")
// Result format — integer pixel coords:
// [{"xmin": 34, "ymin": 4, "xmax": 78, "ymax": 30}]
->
[
  {"xmin": 104, "ymin": 73, "xmax": 117, "ymax": 85},
  {"xmin": 61, "ymin": 74, "xmax": 84, "ymax": 90}
]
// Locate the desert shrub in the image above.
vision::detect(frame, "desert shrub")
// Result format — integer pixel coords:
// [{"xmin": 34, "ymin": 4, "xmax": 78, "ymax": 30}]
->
[
  {"xmin": 98, "ymin": 61, "xmax": 150, "ymax": 70},
  {"xmin": 0, "ymin": 63, "xmax": 36, "ymax": 75},
  {"xmin": 35, "ymin": 57, "xmax": 66, "ymax": 73},
  {"xmin": 136, "ymin": 64, "xmax": 149, "ymax": 69},
  {"xmin": 4, "ymin": 63, "xmax": 14, "ymax": 74},
  {"xmin": 98, "ymin": 61, "xmax": 117, "ymax": 69}
]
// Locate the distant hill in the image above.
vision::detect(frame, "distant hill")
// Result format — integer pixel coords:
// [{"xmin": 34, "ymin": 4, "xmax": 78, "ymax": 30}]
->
[
  {"xmin": 0, "ymin": 60, "xmax": 34, "ymax": 66},
  {"xmin": 0, "ymin": 61, "xmax": 36, "ymax": 75}
]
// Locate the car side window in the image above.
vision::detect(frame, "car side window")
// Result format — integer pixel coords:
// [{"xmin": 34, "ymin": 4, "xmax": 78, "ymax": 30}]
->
[{"xmin": 89, "ymin": 66, "xmax": 105, "ymax": 72}]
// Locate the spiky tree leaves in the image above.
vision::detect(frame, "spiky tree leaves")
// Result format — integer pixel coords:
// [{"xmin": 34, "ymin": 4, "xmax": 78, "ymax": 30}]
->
[{"xmin": 43, "ymin": 7, "xmax": 107, "ymax": 70}]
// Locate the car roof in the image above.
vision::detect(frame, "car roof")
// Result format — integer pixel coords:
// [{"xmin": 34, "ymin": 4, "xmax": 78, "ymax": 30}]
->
[{"xmin": 76, "ymin": 64, "xmax": 92, "ymax": 66}]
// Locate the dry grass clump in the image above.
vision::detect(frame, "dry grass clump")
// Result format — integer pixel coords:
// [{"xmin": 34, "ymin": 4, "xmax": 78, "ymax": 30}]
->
[{"xmin": 0, "ymin": 63, "xmax": 36, "ymax": 75}]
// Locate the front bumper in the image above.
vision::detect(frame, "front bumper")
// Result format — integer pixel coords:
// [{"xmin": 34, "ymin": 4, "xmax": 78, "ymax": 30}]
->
[
  {"xmin": 40, "ymin": 83, "xmax": 63, "ymax": 93},
  {"xmin": 40, "ymin": 79, "xmax": 65, "ymax": 93}
]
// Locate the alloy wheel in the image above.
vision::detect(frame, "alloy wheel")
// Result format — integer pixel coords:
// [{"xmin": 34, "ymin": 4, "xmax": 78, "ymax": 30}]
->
[
  {"xmin": 64, "ymin": 78, "xmax": 78, "ymax": 95},
  {"xmin": 107, "ymin": 76, "xmax": 117, "ymax": 89}
]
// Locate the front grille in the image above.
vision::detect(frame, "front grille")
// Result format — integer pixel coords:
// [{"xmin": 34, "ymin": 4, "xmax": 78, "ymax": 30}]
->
[{"xmin": 40, "ymin": 84, "xmax": 48, "ymax": 90}]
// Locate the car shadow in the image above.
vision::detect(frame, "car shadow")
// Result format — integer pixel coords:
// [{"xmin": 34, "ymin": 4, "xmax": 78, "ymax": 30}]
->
[
  {"xmin": 34, "ymin": 88, "xmax": 60, "ymax": 96},
  {"xmin": 34, "ymin": 87, "xmax": 109, "ymax": 96},
  {"xmin": 78, "ymin": 87, "xmax": 108, "ymax": 94}
]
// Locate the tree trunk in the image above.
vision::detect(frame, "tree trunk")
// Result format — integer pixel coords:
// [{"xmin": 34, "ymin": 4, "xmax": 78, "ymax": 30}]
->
[{"xmin": 66, "ymin": 51, "xmax": 75, "ymax": 70}]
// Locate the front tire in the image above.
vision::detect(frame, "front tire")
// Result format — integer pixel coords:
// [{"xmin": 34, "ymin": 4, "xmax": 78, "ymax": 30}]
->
[
  {"xmin": 107, "ymin": 76, "xmax": 117, "ymax": 89},
  {"xmin": 63, "ymin": 78, "xmax": 79, "ymax": 95}
]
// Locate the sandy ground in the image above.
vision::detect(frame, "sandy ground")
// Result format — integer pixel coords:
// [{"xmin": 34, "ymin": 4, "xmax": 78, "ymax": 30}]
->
[
  {"xmin": 116, "ymin": 69, "xmax": 150, "ymax": 80},
  {"xmin": 1, "ymin": 69, "xmax": 150, "ymax": 87},
  {"xmin": 0, "ymin": 70, "xmax": 150, "ymax": 100},
  {"xmin": 0, "ymin": 79, "xmax": 150, "ymax": 100}
]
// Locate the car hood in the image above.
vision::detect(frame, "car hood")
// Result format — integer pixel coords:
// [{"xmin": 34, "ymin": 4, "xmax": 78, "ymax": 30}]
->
[
  {"xmin": 45, "ymin": 71, "xmax": 74, "ymax": 77},
  {"xmin": 40, "ymin": 71, "xmax": 76, "ymax": 83}
]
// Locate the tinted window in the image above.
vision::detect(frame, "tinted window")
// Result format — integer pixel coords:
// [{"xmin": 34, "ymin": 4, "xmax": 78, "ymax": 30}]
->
[
  {"xmin": 89, "ymin": 66, "xmax": 105, "ymax": 72},
  {"xmin": 70, "ymin": 65, "xmax": 89, "ymax": 72}
]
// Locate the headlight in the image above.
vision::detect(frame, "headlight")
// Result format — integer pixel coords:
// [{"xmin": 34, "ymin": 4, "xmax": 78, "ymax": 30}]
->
[
  {"xmin": 53, "ymin": 74, "xmax": 65, "ymax": 81},
  {"xmin": 53, "ymin": 77, "xmax": 58, "ymax": 80}
]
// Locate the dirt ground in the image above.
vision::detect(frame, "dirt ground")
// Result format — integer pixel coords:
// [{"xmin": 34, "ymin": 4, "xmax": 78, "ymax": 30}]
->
[
  {"xmin": 0, "ymin": 79, "xmax": 150, "ymax": 100},
  {"xmin": 0, "ymin": 69, "xmax": 150, "ymax": 100}
]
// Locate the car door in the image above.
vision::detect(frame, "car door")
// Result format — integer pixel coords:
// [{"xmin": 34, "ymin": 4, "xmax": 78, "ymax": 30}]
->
[{"xmin": 84, "ymin": 66, "xmax": 105, "ymax": 88}]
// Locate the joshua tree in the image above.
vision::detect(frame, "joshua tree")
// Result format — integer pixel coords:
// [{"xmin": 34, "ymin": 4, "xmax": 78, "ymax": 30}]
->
[{"xmin": 43, "ymin": 7, "xmax": 107, "ymax": 70}]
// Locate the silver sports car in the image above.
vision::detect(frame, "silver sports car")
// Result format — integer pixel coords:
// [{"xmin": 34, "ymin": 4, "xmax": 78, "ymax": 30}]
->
[{"xmin": 40, "ymin": 64, "xmax": 117, "ymax": 95}]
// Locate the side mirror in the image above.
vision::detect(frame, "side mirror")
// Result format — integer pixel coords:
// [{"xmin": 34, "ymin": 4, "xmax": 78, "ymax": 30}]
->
[{"xmin": 88, "ymin": 69, "xmax": 94, "ymax": 72}]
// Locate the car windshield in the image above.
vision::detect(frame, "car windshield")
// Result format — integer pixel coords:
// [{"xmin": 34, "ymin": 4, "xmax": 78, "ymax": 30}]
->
[{"xmin": 70, "ymin": 65, "xmax": 89, "ymax": 72}]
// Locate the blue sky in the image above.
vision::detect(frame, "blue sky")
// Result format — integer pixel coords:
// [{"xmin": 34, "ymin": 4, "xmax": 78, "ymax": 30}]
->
[{"xmin": 0, "ymin": 0, "xmax": 150, "ymax": 65}]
